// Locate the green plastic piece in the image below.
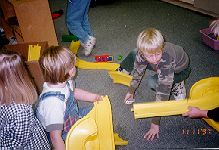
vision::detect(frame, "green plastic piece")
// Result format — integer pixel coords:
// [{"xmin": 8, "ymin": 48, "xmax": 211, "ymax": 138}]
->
[
  {"xmin": 117, "ymin": 55, "xmax": 123, "ymax": 61},
  {"xmin": 62, "ymin": 34, "xmax": 79, "ymax": 42}
]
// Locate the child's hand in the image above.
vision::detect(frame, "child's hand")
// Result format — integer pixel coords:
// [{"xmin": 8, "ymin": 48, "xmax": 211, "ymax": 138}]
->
[
  {"xmin": 124, "ymin": 92, "xmax": 134, "ymax": 104},
  {"xmin": 144, "ymin": 123, "xmax": 159, "ymax": 141},
  {"xmin": 182, "ymin": 106, "xmax": 208, "ymax": 119},
  {"xmin": 94, "ymin": 94, "xmax": 103, "ymax": 103}
]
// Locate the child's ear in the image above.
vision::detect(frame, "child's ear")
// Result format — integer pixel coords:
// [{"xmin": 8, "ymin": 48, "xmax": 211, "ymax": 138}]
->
[{"xmin": 68, "ymin": 67, "xmax": 76, "ymax": 78}]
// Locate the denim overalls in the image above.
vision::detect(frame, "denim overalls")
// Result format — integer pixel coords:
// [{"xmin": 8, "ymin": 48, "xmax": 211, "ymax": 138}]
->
[{"xmin": 39, "ymin": 82, "xmax": 91, "ymax": 140}]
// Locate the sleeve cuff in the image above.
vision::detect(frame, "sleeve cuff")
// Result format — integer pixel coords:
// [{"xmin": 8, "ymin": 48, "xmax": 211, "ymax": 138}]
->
[
  {"xmin": 128, "ymin": 87, "xmax": 135, "ymax": 94},
  {"xmin": 46, "ymin": 124, "xmax": 63, "ymax": 132}
]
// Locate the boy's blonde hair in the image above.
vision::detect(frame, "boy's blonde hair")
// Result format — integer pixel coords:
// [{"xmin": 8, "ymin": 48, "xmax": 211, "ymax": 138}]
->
[
  {"xmin": 0, "ymin": 50, "xmax": 37, "ymax": 105},
  {"xmin": 137, "ymin": 28, "xmax": 164, "ymax": 54},
  {"xmin": 39, "ymin": 46, "xmax": 76, "ymax": 84}
]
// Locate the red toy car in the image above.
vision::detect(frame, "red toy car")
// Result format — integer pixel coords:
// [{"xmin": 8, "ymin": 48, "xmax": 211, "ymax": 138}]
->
[{"xmin": 95, "ymin": 54, "xmax": 113, "ymax": 62}]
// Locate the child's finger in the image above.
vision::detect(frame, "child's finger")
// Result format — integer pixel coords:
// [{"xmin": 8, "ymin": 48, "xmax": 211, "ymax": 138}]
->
[
  {"xmin": 96, "ymin": 95, "xmax": 103, "ymax": 104},
  {"xmin": 156, "ymin": 133, "xmax": 159, "ymax": 139},
  {"xmin": 150, "ymin": 134, "xmax": 155, "ymax": 141},
  {"xmin": 182, "ymin": 112, "xmax": 188, "ymax": 117},
  {"xmin": 98, "ymin": 95, "xmax": 103, "ymax": 101},
  {"xmin": 147, "ymin": 133, "xmax": 153, "ymax": 141}
]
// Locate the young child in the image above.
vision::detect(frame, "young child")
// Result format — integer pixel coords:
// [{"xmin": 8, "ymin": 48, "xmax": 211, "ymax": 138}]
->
[
  {"xmin": 0, "ymin": 50, "xmax": 50, "ymax": 149},
  {"xmin": 119, "ymin": 28, "xmax": 191, "ymax": 141},
  {"xmin": 66, "ymin": 0, "xmax": 96, "ymax": 56},
  {"xmin": 36, "ymin": 46, "xmax": 102, "ymax": 149}
]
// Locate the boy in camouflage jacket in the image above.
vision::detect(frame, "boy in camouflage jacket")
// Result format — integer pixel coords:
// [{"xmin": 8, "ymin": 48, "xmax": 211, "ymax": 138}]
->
[{"xmin": 119, "ymin": 28, "xmax": 191, "ymax": 141}]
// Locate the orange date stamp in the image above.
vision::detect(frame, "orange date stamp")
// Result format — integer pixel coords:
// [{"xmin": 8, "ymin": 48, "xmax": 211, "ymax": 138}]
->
[{"xmin": 182, "ymin": 128, "xmax": 213, "ymax": 135}]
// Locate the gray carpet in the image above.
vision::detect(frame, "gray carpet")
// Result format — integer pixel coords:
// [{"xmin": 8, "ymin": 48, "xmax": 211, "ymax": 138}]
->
[{"xmin": 50, "ymin": 0, "xmax": 219, "ymax": 149}]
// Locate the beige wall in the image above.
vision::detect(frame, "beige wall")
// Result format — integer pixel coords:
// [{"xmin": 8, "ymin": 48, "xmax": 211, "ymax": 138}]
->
[{"xmin": 194, "ymin": 0, "xmax": 219, "ymax": 15}]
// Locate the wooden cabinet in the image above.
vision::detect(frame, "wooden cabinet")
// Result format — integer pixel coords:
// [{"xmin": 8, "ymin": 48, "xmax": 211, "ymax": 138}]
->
[{"xmin": 0, "ymin": 0, "xmax": 58, "ymax": 46}]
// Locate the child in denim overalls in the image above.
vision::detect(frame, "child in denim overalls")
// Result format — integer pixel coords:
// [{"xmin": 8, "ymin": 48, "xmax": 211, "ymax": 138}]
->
[{"xmin": 36, "ymin": 46, "xmax": 102, "ymax": 149}]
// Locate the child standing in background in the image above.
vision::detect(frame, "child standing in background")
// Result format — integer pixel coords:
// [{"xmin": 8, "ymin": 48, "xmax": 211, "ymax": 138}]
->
[
  {"xmin": 66, "ymin": 0, "xmax": 96, "ymax": 56},
  {"xmin": 119, "ymin": 28, "xmax": 191, "ymax": 141},
  {"xmin": 0, "ymin": 50, "xmax": 50, "ymax": 149},
  {"xmin": 36, "ymin": 46, "xmax": 102, "ymax": 150}
]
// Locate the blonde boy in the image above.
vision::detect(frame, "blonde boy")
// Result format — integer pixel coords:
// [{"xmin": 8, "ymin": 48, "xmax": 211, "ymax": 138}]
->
[
  {"xmin": 36, "ymin": 46, "xmax": 102, "ymax": 149},
  {"xmin": 120, "ymin": 28, "xmax": 190, "ymax": 141}
]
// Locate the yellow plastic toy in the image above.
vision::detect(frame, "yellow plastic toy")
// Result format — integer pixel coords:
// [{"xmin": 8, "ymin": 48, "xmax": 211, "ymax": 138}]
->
[
  {"xmin": 76, "ymin": 58, "xmax": 120, "ymax": 71},
  {"xmin": 28, "ymin": 44, "xmax": 41, "ymax": 61},
  {"xmin": 65, "ymin": 96, "xmax": 128, "ymax": 150},
  {"xmin": 108, "ymin": 71, "xmax": 132, "ymax": 86},
  {"xmin": 69, "ymin": 40, "xmax": 80, "ymax": 54},
  {"xmin": 132, "ymin": 77, "xmax": 219, "ymax": 132},
  {"xmin": 69, "ymin": 41, "xmax": 120, "ymax": 71}
]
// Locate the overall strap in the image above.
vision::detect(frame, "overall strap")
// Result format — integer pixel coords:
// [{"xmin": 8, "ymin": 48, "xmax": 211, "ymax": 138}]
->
[
  {"xmin": 62, "ymin": 81, "xmax": 79, "ymax": 140},
  {"xmin": 39, "ymin": 91, "xmax": 66, "ymax": 102}
]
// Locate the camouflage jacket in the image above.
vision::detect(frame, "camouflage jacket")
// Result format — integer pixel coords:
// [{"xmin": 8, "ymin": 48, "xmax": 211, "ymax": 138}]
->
[{"xmin": 128, "ymin": 42, "xmax": 189, "ymax": 101}]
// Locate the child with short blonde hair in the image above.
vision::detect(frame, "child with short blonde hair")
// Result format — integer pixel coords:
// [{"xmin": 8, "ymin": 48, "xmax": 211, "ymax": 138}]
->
[
  {"xmin": 0, "ymin": 50, "xmax": 50, "ymax": 149},
  {"xmin": 119, "ymin": 28, "xmax": 191, "ymax": 141},
  {"xmin": 36, "ymin": 46, "xmax": 102, "ymax": 149}
]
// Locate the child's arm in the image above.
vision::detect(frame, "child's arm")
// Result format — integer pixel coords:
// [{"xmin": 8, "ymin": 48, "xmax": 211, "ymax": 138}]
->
[
  {"xmin": 182, "ymin": 106, "xmax": 208, "ymax": 118},
  {"xmin": 128, "ymin": 50, "xmax": 147, "ymax": 94},
  {"xmin": 210, "ymin": 19, "xmax": 219, "ymax": 36},
  {"xmin": 50, "ymin": 130, "xmax": 65, "ymax": 150},
  {"xmin": 74, "ymin": 88, "xmax": 102, "ymax": 102}
]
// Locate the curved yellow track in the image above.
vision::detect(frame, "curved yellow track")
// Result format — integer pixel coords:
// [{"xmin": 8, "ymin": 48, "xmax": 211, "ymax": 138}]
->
[
  {"xmin": 65, "ymin": 96, "xmax": 128, "ymax": 150},
  {"xmin": 132, "ymin": 77, "xmax": 219, "ymax": 132},
  {"xmin": 108, "ymin": 71, "xmax": 132, "ymax": 86}
]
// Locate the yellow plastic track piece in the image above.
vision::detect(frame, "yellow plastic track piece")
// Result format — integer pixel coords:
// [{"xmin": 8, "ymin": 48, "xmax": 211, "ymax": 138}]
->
[
  {"xmin": 65, "ymin": 96, "xmax": 128, "ymax": 150},
  {"xmin": 114, "ymin": 133, "xmax": 129, "ymax": 145},
  {"xmin": 108, "ymin": 71, "xmax": 132, "ymax": 86},
  {"xmin": 28, "ymin": 44, "xmax": 41, "ymax": 61},
  {"xmin": 69, "ymin": 40, "xmax": 120, "ymax": 71},
  {"xmin": 76, "ymin": 57, "xmax": 120, "ymax": 71},
  {"xmin": 132, "ymin": 77, "xmax": 219, "ymax": 132},
  {"xmin": 69, "ymin": 40, "xmax": 80, "ymax": 54}
]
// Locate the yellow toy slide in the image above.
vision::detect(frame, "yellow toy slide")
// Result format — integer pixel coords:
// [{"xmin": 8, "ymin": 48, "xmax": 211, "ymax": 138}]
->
[
  {"xmin": 65, "ymin": 96, "xmax": 128, "ymax": 150},
  {"xmin": 69, "ymin": 40, "xmax": 80, "ymax": 54},
  {"xmin": 69, "ymin": 41, "xmax": 120, "ymax": 71},
  {"xmin": 76, "ymin": 57, "xmax": 120, "ymax": 71},
  {"xmin": 132, "ymin": 77, "xmax": 219, "ymax": 132},
  {"xmin": 108, "ymin": 71, "xmax": 132, "ymax": 86}
]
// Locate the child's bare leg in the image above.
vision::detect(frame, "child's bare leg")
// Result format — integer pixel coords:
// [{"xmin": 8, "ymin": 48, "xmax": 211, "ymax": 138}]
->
[
  {"xmin": 119, "ymin": 48, "xmax": 137, "ymax": 72},
  {"xmin": 144, "ymin": 123, "xmax": 159, "ymax": 141}
]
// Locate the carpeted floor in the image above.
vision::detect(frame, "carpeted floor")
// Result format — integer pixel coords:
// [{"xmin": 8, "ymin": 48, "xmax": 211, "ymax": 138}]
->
[{"xmin": 49, "ymin": 0, "xmax": 219, "ymax": 149}]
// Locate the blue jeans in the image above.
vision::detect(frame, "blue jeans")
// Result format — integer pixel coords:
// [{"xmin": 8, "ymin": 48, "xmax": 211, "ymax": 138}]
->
[{"xmin": 66, "ymin": 0, "xmax": 93, "ymax": 43}]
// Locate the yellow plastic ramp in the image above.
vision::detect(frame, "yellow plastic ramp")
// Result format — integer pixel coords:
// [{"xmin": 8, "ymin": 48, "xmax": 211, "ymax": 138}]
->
[
  {"xmin": 69, "ymin": 40, "xmax": 80, "ymax": 54},
  {"xmin": 132, "ymin": 77, "xmax": 219, "ymax": 132},
  {"xmin": 28, "ymin": 44, "xmax": 41, "ymax": 61},
  {"xmin": 108, "ymin": 71, "xmax": 132, "ymax": 86},
  {"xmin": 65, "ymin": 96, "xmax": 128, "ymax": 150},
  {"xmin": 76, "ymin": 57, "xmax": 120, "ymax": 71},
  {"xmin": 189, "ymin": 77, "xmax": 219, "ymax": 132},
  {"xmin": 69, "ymin": 41, "xmax": 120, "ymax": 71},
  {"xmin": 133, "ymin": 100, "xmax": 188, "ymax": 119}
]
